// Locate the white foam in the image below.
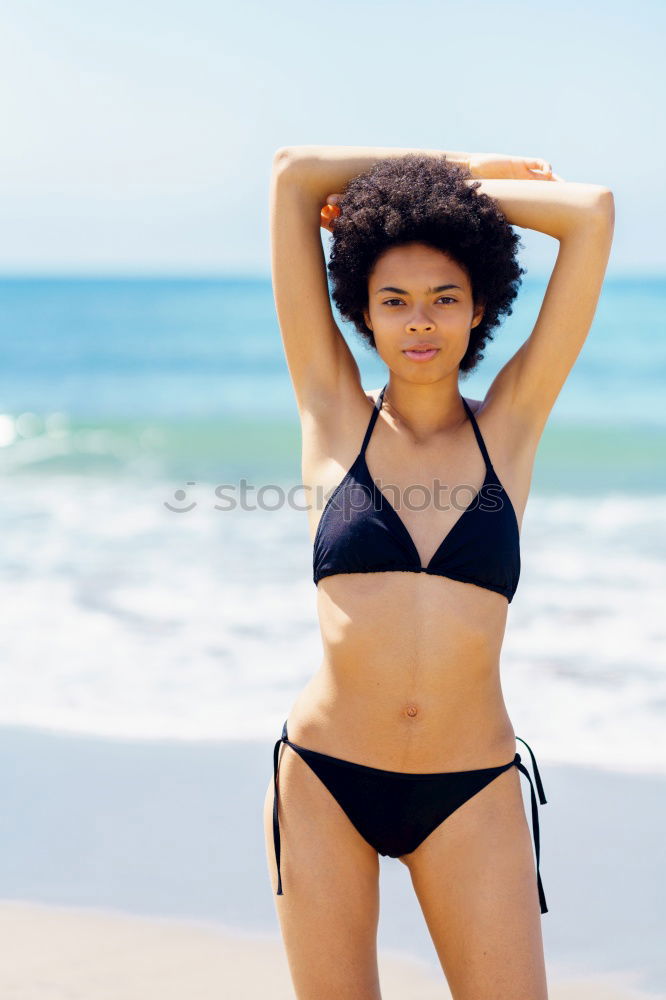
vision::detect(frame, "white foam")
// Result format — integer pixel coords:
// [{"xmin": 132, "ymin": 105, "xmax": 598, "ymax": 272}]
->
[{"xmin": 2, "ymin": 477, "xmax": 665, "ymax": 774}]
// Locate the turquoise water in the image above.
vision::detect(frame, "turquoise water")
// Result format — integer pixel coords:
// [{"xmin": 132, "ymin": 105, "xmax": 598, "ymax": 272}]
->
[{"xmin": 1, "ymin": 275, "xmax": 665, "ymax": 489}]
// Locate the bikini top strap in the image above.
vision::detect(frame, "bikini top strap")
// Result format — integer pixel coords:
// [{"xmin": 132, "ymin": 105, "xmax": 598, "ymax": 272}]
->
[
  {"xmin": 360, "ymin": 390, "xmax": 492, "ymax": 468},
  {"xmin": 359, "ymin": 384, "xmax": 387, "ymax": 456},
  {"xmin": 461, "ymin": 397, "xmax": 494, "ymax": 473}
]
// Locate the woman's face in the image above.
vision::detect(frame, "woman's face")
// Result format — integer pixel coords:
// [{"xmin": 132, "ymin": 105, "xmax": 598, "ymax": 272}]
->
[{"xmin": 362, "ymin": 242, "xmax": 484, "ymax": 382}]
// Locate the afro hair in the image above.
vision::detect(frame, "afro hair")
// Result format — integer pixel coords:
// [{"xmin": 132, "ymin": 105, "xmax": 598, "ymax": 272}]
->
[{"xmin": 326, "ymin": 153, "xmax": 526, "ymax": 376}]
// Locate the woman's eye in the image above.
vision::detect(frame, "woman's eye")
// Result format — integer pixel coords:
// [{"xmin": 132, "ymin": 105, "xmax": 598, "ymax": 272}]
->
[{"xmin": 382, "ymin": 296, "xmax": 456, "ymax": 306}]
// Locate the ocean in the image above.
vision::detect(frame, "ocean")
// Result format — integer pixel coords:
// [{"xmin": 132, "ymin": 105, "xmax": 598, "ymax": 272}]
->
[{"xmin": 1, "ymin": 275, "xmax": 665, "ymax": 773}]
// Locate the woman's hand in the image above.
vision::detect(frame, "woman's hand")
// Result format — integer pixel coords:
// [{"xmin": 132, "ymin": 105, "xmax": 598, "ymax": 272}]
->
[
  {"xmin": 469, "ymin": 153, "xmax": 565, "ymax": 182},
  {"xmin": 320, "ymin": 195, "xmax": 342, "ymax": 232}
]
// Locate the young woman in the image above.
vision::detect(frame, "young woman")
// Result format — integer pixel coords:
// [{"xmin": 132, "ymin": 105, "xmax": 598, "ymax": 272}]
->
[{"xmin": 263, "ymin": 145, "xmax": 614, "ymax": 999}]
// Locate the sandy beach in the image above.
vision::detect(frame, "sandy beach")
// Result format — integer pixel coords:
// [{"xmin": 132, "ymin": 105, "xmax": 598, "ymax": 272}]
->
[
  {"xmin": 0, "ymin": 723, "xmax": 664, "ymax": 998},
  {"xmin": 0, "ymin": 899, "xmax": 660, "ymax": 1000}
]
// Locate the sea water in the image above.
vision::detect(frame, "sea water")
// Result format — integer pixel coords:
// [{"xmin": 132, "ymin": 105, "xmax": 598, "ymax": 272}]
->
[{"xmin": 1, "ymin": 275, "xmax": 664, "ymax": 773}]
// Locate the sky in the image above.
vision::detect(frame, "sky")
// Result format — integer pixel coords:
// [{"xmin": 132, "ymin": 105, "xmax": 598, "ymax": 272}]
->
[{"xmin": 1, "ymin": 0, "xmax": 664, "ymax": 276}]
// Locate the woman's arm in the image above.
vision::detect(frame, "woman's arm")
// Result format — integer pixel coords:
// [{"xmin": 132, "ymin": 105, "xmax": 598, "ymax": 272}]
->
[
  {"xmin": 270, "ymin": 153, "xmax": 365, "ymax": 416},
  {"xmin": 476, "ymin": 179, "xmax": 615, "ymax": 445},
  {"xmin": 275, "ymin": 145, "xmax": 555, "ymax": 203},
  {"xmin": 274, "ymin": 145, "xmax": 472, "ymax": 200},
  {"xmin": 467, "ymin": 176, "xmax": 613, "ymax": 240}
]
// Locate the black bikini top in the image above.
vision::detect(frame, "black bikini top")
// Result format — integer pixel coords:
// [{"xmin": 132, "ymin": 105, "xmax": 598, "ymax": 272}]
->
[{"xmin": 312, "ymin": 384, "xmax": 521, "ymax": 602}]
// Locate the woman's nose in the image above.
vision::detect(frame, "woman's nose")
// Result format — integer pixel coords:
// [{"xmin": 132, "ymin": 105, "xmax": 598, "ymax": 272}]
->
[{"xmin": 407, "ymin": 315, "xmax": 434, "ymax": 331}]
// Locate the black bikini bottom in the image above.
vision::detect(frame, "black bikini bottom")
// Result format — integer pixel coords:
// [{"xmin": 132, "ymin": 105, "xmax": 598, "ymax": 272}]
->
[{"xmin": 272, "ymin": 720, "xmax": 548, "ymax": 914}]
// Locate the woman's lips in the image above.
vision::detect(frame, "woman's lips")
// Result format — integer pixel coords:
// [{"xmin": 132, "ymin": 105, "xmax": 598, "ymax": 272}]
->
[{"xmin": 403, "ymin": 348, "xmax": 439, "ymax": 362}]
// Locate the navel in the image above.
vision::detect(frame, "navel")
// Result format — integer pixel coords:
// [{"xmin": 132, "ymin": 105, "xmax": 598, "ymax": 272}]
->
[{"xmin": 404, "ymin": 704, "xmax": 419, "ymax": 719}]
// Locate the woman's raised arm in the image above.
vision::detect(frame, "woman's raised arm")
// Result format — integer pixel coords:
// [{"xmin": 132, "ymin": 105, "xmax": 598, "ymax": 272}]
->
[
  {"xmin": 277, "ymin": 145, "xmax": 556, "ymax": 204},
  {"xmin": 270, "ymin": 151, "xmax": 364, "ymax": 417},
  {"xmin": 467, "ymin": 176, "xmax": 613, "ymax": 240},
  {"xmin": 470, "ymin": 177, "xmax": 615, "ymax": 442}
]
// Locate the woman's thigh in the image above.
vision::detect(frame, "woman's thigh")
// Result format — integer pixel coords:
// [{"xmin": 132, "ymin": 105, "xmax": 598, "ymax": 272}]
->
[
  {"xmin": 262, "ymin": 745, "xmax": 383, "ymax": 1000},
  {"xmin": 402, "ymin": 766, "xmax": 548, "ymax": 1000}
]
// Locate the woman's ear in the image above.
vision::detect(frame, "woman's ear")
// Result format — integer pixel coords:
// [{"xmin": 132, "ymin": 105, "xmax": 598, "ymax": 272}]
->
[
  {"xmin": 363, "ymin": 308, "xmax": 373, "ymax": 331},
  {"xmin": 470, "ymin": 302, "xmax": 485, "ymax": 330}
]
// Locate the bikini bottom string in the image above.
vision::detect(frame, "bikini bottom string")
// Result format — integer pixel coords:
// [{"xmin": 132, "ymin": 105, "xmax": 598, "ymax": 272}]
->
[
  {"xmin": 515, "ymin": 735, "xmax": 549, "ymax": 914},
  {"xmin": 272, "ymin": 719, "xmax": 289, "ymax": 895}
]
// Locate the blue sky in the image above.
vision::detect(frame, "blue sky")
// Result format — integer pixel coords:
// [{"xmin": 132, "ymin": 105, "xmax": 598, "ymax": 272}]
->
[{"xmin": 2, "ymin": 0, "xmax": 663, "ymax": 276}]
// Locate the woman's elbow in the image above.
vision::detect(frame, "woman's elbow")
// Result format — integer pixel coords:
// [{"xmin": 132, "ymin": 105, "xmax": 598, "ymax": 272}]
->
[
  {"xmin": 273, "ymin": 146, "xmax": 292, "ymax": 167},
  {"xmin": 596, "ymin": 187, "xmax": 615, "ymax": 221},
  {"xmin": 272, "ymin": 146, "xmax": 301, "ymax": 183}
]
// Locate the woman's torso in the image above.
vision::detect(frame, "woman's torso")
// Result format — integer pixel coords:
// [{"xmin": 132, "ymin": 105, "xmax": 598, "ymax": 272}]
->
[{"xmin": 288, "ymin": 383, "xmax": 534, "ymax": 772}]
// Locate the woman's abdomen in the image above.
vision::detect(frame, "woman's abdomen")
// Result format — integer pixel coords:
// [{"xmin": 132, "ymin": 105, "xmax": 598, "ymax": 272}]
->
[{"xmin": 287, "ymin": 573, "xmax": 516, "ymax": 771}]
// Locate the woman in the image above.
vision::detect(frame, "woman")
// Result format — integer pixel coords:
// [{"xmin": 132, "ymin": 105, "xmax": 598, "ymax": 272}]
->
[{"xmin": 263, "ymin": 145, "xmax": 614, "ymax": 999}]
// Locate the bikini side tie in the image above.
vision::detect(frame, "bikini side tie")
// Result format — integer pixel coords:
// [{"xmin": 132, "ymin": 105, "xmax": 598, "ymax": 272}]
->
[
  {"xmin": 272, "ymin": 719, "xmax": 289, "ymax": 895},
  {"xmin": 515, "ymin": 735, "xmax": 549, "ymax": 914}
]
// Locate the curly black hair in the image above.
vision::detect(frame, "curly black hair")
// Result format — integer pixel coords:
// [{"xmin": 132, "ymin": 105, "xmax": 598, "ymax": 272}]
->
[{"xmin": 327, "ymin": 154, "xmax": 526, "ymax": 376}]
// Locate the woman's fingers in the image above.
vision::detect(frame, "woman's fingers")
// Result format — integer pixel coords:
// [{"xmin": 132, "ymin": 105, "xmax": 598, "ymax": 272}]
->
[
  {"xmin": 320, "ymin": 202, "xmax": 341, "ymax": 231},
  {"xmin": 321, "ymin": 193, "xmax": 342, "ymax": 230},
  {"xmin": 469, "ymin": 154, "xmax": 559, "ymax": 181},
  {"xmin": 527, "ymin": 158, "xmax": 553, "ymax": 178}
]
